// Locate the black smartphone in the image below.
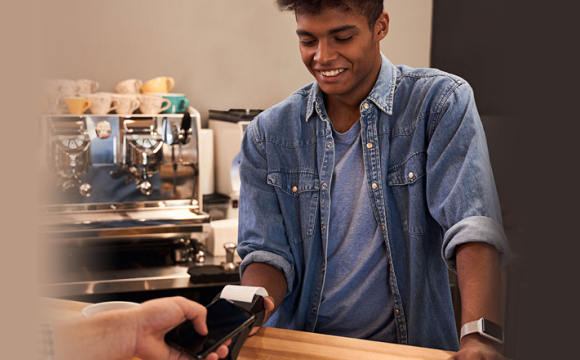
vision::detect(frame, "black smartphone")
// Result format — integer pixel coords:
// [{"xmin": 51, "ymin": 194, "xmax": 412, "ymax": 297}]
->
[{"xmin": 165, "ymin": 298, "xmax": 256, "ymax": 359}]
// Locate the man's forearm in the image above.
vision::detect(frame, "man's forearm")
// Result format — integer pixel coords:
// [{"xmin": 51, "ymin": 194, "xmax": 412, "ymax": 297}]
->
[
  {"xmin": 241, "ymin": 262, "xmax": 287, "ymax": 317},
  {"xmin": 455, "ymin": 242, "xmax": 501, "ymax": 349}
]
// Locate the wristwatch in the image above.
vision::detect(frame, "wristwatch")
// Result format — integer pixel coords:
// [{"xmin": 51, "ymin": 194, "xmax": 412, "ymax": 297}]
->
[{"xmin": 460, "ymin": 318, "xmax": 504, "ymax": 345}]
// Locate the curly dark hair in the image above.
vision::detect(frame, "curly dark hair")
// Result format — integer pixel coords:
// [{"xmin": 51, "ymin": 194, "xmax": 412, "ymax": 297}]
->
[{"xmin": 275, "ymin": 0, "xmax": 384, "ymax": 28}]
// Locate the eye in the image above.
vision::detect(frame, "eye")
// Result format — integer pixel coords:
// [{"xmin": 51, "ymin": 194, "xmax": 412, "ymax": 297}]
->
[
  {"xmin": 336, "ymin": 36, "xmax": 354, "ymax": 43},
  {"xmin": 300, "ymin": 39, "xmax": 317, "ymax": 47}
]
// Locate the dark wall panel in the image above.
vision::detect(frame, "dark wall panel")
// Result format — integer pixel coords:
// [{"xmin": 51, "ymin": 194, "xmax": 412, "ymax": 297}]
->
[{"xmin": 431, "ymin": 0, "xmax": 506, "ymax": 115}]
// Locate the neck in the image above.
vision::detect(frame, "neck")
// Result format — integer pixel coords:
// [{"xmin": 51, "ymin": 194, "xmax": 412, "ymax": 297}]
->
[{"xmin": 324, "ymin": 53, "xmax": 382, "ymax": 132}]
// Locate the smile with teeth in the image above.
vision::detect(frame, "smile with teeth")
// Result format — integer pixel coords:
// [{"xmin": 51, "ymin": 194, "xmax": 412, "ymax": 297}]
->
[{"xmin": 320, "ymin": 68, "xmax": 346, "ymax": 77}]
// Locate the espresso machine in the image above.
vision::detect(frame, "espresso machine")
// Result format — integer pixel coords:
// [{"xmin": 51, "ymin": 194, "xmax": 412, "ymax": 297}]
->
[{"xmin": 38, "ymin": 109, "xmax": 239, "ymax": 304}]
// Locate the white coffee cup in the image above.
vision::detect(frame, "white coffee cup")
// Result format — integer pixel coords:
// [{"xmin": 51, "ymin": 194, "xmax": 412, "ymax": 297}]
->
[
  {"xmin": 116, "ymin": 79, "xmax": 143, "ymax": 94},
  {"xmin": 54, "ymin": 79, "xmax": 77, "ymax": 97},
  {"xmin": 76, "ymin": 79, "xmax": 99, "ymax": 95},
  {"xmin": 112, "ymin": 94, "xmax": 140, "ymax": 115},
  {"xmin": 82, "ymin": 301, "xmax": 140, "ymax": 318},
  {"xmin": 138, "ymin": 94, "xmax": 171, "ymax": 114},
  {"xmin": 85, "ymin": 92, "xmax": 119, "ymax": 115},
  {"xmin": 44, "ymin": 95, "xmax": 67, "ymax": 114},
  {"xmin": 42, "ymin": 79, "xmax": 60, "ymax": 96}
]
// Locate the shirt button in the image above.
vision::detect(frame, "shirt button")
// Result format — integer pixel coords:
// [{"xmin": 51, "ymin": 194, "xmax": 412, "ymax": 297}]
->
[
  {"xmin": 366, "ymin": 142, "xmax": 373, "ymax": 149},
  {"xmin": 292, "ymin": 186, "xmax": 298, "ymax": 193},
  {"xmin": 321, "ymin": 266, "xmax": 326, "ymax": 272},
  {"xmin": 363, "ymin": 102, "xmax": 370, "ymax": 109},
  {"xmin": 327, "ymin": 142, "xmax": 332, "ymax": 147},
  {"xmin": 372, "ymin": 183, "xmax": 378, "ymax": 190},
  {"xmin": 408, "ymin": 172, "xmax": 414, "ymax": 179},
  {"xmin": 312, "ymin": 306, "xmax": 317, "ymax": 311},
  {"xmin": 382, "ymin": 225, "xmax": 385, "ymax": 231},
  {"xmin": 321, "ymin": 225, "xmax": 326, "ymax": 231},
  {"xmin": 395, "ymin": 309, "xmax": 400, "ymax": 316},
  {"xmin": 322, "ymin": 183, "xmax": 327, "ymax": 189}
]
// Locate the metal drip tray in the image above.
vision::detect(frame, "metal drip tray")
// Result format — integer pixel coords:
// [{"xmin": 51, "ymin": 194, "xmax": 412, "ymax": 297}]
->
[{"xmin": 39, "ymin": 207, "xmax": 210, "ymax": 239}]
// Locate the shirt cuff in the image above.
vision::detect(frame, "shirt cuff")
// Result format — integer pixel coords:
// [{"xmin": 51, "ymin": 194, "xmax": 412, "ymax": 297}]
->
[
  {"xmin": 442, "ymin": 215, "xmax": 511, "ymax": 271},
  {"xmin": 239, "ymin": 250, "xmax": 295, "ymax": 295}
]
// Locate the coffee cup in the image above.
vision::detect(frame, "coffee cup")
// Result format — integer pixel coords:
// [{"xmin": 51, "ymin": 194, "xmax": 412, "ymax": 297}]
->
[
  {"xmin": 112, "ymin": 94, "xmax": 140, "ymax": 115},
  {"xmin": 66, "ymin": 97, "xmax": 92, "ymax": 115},
  {"xmin": 42, "ymin": 79, "xmax": 60, "ymax": 96},
  {"xmin": 138, "ymin": 95, "xmax": 171, "ymax": 114},
  {"xmin": 54, "ymin": 79, "xmax": 77, "ymax": 97},
  {"xmin": 76, "ymin": 79, "xmax": 99, "ymax": 95},
  {"xmin": 147, "ymin": 93, "xmax": 190, "ymax": 114},
  {"xmin": 141, "ymin": 76, "xmax": 175, "ymax": 94},
  {"xmin": 115, "ymin": 79, "xmax": 143, "ymax": 94},
  {"xmin": 85, "ymin": 92, "xmax": 119, "ymax": 115},
  {"xmin": 43, "ymin": 95, "xmax": 65, "ymax": 114}
]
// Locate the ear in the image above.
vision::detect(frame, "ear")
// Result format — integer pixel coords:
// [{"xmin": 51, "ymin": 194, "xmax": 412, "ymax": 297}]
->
[{"xmin": 374, "ymin": 11, "xmax": 389, "ymax": 41}]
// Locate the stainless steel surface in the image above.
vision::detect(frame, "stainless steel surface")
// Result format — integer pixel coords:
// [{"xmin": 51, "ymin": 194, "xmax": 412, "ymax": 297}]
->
[
  {"xmin": 50, "ymin": 117, "xmax": 93, "ymax": 197},
  {"xmin": 221, "ymin": 243, "xmax": 238, "ymax": 271},
  {"xmin": 38, "ymin": 255, "xmax": 241, "ymax": 298}
]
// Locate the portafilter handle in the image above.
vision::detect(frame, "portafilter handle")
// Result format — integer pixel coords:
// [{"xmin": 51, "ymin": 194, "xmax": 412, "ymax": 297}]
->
[{"xmin": 178, "ymin": 111, "xmax": 192, "ymax": 144}]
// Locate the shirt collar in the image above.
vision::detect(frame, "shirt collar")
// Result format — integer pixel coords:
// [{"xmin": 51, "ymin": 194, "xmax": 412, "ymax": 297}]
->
[{"xmin": 305, "ymin": 53, "xmax": 397, "ymax": 122}]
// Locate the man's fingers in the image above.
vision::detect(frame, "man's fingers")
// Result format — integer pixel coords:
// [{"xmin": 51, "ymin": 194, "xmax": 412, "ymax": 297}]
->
[
  {"xmin": 214, "ymin": 344, "xmax": 229, "ymax": 358},
  {"xmin": 249, "ymin": 326, "xmax": 260, "ymax": 336},
  {"xmin": 172, "ymin": 297, "xmax": 208, "ymax": 335},
  {"xmin": 263, "ymin": 296, "xmax": 275, "ymax": 311}
]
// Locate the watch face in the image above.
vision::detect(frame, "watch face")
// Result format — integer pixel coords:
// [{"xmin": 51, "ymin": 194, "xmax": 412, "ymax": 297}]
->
[{"xmin": 482, "ymin": 319, "xmax": 503, "ymax": 341}]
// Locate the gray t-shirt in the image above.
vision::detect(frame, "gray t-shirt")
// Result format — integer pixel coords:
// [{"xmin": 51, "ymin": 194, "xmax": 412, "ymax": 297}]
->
[{"xmin": 314, "ymin": 120, "xmax": 397, "ymax": 343}]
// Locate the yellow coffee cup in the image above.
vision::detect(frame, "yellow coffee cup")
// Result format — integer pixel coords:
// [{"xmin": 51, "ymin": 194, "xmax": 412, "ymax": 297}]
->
[
  {"xmin": 66, "ymin": 97, "xmax": 92, "ymax": 115},
  {"xmin": 141, "ymin": 76, "xmax": 175, "ymax": 94}
]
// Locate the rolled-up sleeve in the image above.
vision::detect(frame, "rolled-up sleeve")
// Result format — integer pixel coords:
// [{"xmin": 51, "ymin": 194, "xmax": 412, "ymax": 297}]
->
[
  {"xmin": 237, "ymin": 117, "xmax": 295, "ymax": 294},
  {"xmin": 426, "ymin": 82, "xmax": 511, "ymax": 271}
]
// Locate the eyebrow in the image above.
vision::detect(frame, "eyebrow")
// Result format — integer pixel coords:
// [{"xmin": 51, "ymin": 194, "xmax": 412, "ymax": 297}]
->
[{"xmin": 296, "ymin": 25, "xmax": 357, "ymax": 37}]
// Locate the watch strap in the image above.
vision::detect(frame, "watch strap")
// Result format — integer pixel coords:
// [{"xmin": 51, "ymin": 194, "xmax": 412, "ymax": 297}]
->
[{"xmin": 460, "ymin": 319, "xmax": 480, "ymax": 339}]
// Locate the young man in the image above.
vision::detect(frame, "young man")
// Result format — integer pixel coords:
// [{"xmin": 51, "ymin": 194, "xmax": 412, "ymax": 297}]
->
[{"xmin": 238, "ymin": 1, "xmax": 510, "ymax": 358}]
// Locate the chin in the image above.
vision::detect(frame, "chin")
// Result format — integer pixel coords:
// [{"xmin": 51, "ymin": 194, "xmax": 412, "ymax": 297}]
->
[{"xmin": 317, "ymin": 82, "xmax": 348, "ymax": 96}]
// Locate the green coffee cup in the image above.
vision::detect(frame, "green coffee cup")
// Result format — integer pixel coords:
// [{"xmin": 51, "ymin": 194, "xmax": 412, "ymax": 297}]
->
[{"xmin": 147, "ymin": 93, "xmax": 189, "ymax": 114}]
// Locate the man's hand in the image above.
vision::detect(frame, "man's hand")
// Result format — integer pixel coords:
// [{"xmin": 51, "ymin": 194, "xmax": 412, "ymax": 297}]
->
[
  {"xmin": 248, "ymin": 296, "xmax": 275, "ymax": 336},
  {"xmin": 448, "ymin": 335, "xmax": 506, "ymax": 360},
  {"xmin": 130, "ymin": 297, "xmax": 230, "ymax": 360}
]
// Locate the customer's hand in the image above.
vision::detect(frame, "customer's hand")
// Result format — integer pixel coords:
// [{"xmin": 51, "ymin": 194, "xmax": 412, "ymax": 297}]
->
[
  {"xmin": 448, "ymin": 335, "xmax": 506, "ymax": 360},
  {"xmin": 130, "ymin": 297, "xmax": 230, "ymax": 360},
  {"xmin": 248, "ymin": 296, "xmax": 275, "ymax": 336}
]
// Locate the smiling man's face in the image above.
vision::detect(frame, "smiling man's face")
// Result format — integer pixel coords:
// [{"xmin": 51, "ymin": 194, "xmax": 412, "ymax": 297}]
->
[{"xmin": 296, "ymin": 7, "xmax": 388, "ymax": 104}]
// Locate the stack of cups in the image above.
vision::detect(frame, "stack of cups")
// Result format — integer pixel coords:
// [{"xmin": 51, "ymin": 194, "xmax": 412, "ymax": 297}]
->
[{"xmin": 138, "ymin": 76, "xmax": 190, "ymax": 114}]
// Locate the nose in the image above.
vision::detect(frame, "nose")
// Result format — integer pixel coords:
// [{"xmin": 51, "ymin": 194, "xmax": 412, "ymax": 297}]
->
[{"xmin": 314, "ymin": 39, "xmax": 336, "ymax": 64}]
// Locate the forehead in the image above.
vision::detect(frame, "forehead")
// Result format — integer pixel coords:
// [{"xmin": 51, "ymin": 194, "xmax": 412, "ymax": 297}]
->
[{"xmin": 295, "ymin": 7, "xmax": 368, "ymax": 34}]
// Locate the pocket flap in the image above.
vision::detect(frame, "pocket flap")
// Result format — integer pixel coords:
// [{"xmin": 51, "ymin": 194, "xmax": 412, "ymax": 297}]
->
[
  {"xmin": 387, "ymin": 151, "xmax": 426, "ymax": 186},
  {"xmin": 267, "ymin": 171, "xmax": 320, "ymax": 197}
]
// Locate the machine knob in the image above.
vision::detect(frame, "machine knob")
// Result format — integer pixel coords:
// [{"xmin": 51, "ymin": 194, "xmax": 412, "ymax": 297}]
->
[
  {"xmin": 138, "ymin": 181, "xmax": 153, "ymax": 196},
  {"xmin": 222, "ymin": 243, "xmax": 237, "ymax": 271},
  {"xmin": 79, "ymin": 183, "xmax": 92, "ymax": 197}
]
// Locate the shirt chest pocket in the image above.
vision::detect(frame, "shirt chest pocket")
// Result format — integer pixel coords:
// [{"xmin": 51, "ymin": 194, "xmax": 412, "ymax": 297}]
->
[
  {"xmin": 267, "ymin": 171, "xmax": 320, "ymax": 243},
  {"xmin": 386, "ymin": 151, "xmax": 429, "ymax": 235}
]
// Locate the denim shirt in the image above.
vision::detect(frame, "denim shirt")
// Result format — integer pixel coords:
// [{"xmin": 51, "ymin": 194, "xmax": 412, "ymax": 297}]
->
[{"xmin": 237, "ymin": 53, "xmax": 510, "ymax": 351}]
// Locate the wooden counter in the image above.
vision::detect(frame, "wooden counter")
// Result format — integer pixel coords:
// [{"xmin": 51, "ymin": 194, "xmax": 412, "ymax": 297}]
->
[{"xmin": 41, "ymin": 298, "xmax": 455, "ymax": 360}]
